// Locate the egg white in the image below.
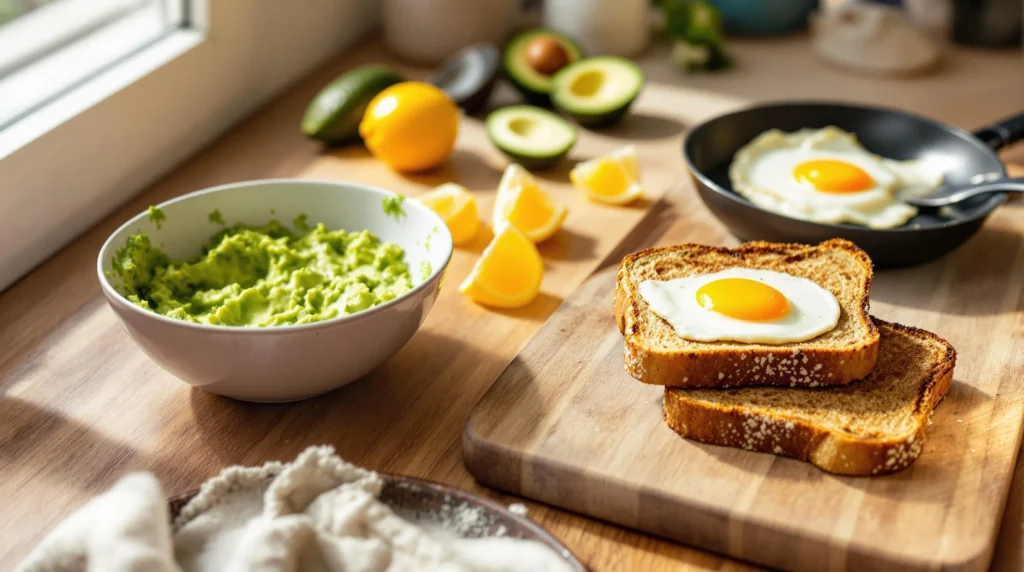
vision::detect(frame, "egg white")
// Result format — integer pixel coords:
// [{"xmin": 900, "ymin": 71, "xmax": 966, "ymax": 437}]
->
[
  {"xmin": 638, "ymin": 268, "xmax": 841, "ymax": 344},
  {"xmin": 729, "ymin": 127, "xmax": 944, "ymax": 228},
  {"xmin": 885, "ymin": 157, "xmax": 946, "ymax": 200}
]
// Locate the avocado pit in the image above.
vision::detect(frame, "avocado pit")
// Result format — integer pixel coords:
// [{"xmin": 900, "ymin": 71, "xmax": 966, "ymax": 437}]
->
[{"xmin": 526, "ymin": 37, "xmax": 570, "ymax": 76}]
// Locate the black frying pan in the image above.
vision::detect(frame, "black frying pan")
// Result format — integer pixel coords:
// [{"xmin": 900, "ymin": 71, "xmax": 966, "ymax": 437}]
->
[{"xmin": 683, "ymin": 102, "xmax": 1024, "ymax": 267}]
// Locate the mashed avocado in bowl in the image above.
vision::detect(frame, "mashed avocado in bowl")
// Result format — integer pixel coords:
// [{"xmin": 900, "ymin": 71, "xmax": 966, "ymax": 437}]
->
[
  {"xmin": 97, "ymin": 179, "xmax": 453, "ymax": 402},
  {"xmin": 113, "ymin": 220, "xmax": 414, "ymax": 327}
]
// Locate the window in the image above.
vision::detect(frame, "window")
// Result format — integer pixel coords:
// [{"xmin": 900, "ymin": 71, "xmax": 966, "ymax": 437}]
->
[
  {"xmin": 0, "ymin": 0, "xmax": 378, "ymax": 292},
  {"xmin": 0, "ymin": 0, "xmax": 184, "ymax": 128}
]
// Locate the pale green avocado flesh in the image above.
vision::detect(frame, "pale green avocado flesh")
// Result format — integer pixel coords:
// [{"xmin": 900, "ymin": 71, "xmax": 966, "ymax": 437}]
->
[
  {"xmin": 486, "ymin": 105, "xmax": 576, "ymax": 169},
  {"xmin": 112, "ymin": 220, "xmax": 413, "ymax": 327},
  {"xmin": 552, "ymin": 56, "xmax": 645, "ymax": 127},
  {"xmin": 503, "ymin": 29, "xmax": 584, "ymax": 104}
]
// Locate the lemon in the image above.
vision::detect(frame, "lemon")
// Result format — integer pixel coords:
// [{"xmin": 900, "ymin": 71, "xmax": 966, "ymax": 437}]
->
[
  {"xmin": 416, "ymin": 183, "xmax": 480, "ymax": 245},
  {"xmin": 570, "ymin": 145, "xmax": 644, "ymax": 205},
  {"xmin": 459, "ymin": 224, "xmax": 543, "ymax": 308},
  {"xmin": 359, "ymin": 82, "xmax": 459, "ymax": 172},
  {"xmin": 301, "ymin": 65, "xmax": 404, "ymax": 145},
  {"xmin": 493, "ymin": 164, "xmax": 568, "ymax": 243}
]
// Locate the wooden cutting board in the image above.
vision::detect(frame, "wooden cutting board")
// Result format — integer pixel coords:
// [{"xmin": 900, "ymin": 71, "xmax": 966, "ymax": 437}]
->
[{"xmin": 464, "ymin": 192, "xmax": 1024, "ymax": 572}]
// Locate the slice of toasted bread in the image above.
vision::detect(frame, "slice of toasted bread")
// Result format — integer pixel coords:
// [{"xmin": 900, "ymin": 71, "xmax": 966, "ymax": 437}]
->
[
  {"xmin": 664, "ymin": 319, "xmax": 955, "ymax": 476},
  {"xmin": 616, "ymin": 239, "xmax": 879, "ymax": 388}
]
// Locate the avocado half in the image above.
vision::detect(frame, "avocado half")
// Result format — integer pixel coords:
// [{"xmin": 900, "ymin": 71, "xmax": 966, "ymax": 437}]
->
[
  {"xmin": 486, "ymin": 105, "xmax": 577, "ymax": 170},
  {"xmin": 551, "ymin": 56, "xmax": 645, "ymax": 128},
  {"xmin": 503, "ymin": 28, "xmax": 584, "ymax": 105}
]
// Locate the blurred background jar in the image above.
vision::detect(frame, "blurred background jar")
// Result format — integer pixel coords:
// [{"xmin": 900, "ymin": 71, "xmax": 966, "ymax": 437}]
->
[
  {"xmin": 543, "ymin": 0, "xmax": 650, "ymax": 56},
  {"xmin": 823, "ymin": 0, "xmax": 1021, "ymax": 47},
  {"xmin": 383, "ymin": 0, "xmax": 520, "ymax": 65},
  {"xmin": 710, "ymin": 0, "xmax": 820, "ymax": 35}
]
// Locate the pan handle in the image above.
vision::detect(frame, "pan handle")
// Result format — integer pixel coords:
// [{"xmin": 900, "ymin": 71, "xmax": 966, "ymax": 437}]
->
[{"xmin": 973, "ymin": 112, "xmax": 1024, "ymax": 151}]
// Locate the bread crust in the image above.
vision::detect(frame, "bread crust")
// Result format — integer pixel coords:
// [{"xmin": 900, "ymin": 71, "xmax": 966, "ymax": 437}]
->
[
  {"xmin": 616, "ymin": 239, "xmax": 879, "ymax": 388},
  {"xmin": 663, "ymin": 320, "xmax": 956, "ymax": 476}
]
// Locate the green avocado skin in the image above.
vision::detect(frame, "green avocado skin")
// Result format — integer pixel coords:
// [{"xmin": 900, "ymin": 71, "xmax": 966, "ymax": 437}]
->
[
  {"xmin": 556, "ymin": 99, "xmax": 638, "ymax": 128},
  {"xmin": 302, "ymin": 65, "xmax": 404, "ymax": 146},
  {"xmin": 499, "ymin": 151, "xmax": 570, "ymax": 171},
  {"xmin": 502, "ymin": 28, "xmax": 584, "ymax": 105}
]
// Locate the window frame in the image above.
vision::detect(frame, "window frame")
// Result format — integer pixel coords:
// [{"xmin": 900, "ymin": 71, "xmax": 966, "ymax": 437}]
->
[
  {"xmin": 0, "ymin": 0, "xmax": 167, "ymax": 76},
  {"xmin": 0, "ymin": 0, "xmax": 379, "ymax": 291},
  {"xmin": 0, "ymin": 0, "xmax": 179, "ymax": 128}
]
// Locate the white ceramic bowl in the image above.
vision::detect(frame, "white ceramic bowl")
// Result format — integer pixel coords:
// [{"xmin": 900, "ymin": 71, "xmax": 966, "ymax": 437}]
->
[{"xmin": 97, "ymin": 179, "xmax": 453, "ymax": 402}]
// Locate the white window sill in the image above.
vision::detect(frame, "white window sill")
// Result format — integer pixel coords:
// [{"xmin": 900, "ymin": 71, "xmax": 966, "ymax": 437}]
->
[
  {"xmin": 0, "ymin": 0, "xmax": 179, "ymax": 130},
  {"xmin": 0, "ymin": 29, "xmax": 203, "ymax": 159}
]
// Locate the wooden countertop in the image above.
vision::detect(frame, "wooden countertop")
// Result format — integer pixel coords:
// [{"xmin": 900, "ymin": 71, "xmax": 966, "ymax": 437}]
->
[{"xmin": 1, "ymin": 37, "xmax": 1022, "ymax": 570}]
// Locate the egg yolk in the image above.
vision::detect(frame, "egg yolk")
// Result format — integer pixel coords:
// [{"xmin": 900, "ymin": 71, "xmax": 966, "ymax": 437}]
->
[
  {"xmin": 793, "ymin": 159, "xmax": 874, "ymax": 193},
  {"xmin": 696, "ymin": 278, "xmax": 791, "ymax": 321}
]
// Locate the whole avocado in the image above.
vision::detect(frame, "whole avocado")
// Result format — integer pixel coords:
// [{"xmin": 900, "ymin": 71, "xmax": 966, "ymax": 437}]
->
[{"xmin": 302, "ymin": 65, "xmax": 405, "ymax": 146}]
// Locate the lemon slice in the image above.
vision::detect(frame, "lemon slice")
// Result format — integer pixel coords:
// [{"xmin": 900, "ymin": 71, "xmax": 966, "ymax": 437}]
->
[
  {"xmin": 493, "ymin": 164, "xmax": 568, "ymax": 243},
  {"xmin": 417, "ymin": 183, "xmax": 480, "ymax": 245},
  {"xmin": 570, "ymin": 145, "xmax": 644, "ymax": 205},
  {"xmin": 459, "ymin": 224, "xmax": 543, "ymax": 308}
]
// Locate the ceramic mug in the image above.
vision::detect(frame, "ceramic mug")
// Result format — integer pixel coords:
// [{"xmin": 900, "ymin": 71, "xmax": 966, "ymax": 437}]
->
[
  {"xmin": 383, "ymin": 0, "xmax": 520, "ymax": 65},
  {"xmin": 543, "ymin": 0, "xmax": 650, "ymax": 57}
]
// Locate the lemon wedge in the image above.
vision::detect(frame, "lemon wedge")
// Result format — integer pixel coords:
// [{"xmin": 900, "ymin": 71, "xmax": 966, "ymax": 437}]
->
[
  {"xmin": 570, "ymin": 145, "xmax": 644, "ymax": 205},
  {"xmin": 493, "ymin": 164, "xmax": 568, "ymax": 243},
  {"xmin": 416, "ymin": 183, "xmax": 480, "ymax": 245},
  {"xmin": 459, "ymin": 224, "xmax": 543, "ymax": 308}
]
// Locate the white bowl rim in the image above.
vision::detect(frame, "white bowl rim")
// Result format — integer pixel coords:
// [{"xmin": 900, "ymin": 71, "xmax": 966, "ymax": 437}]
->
[{"xmin": 96, "ymin": 178, "xmax": 454, "ymax": 335}]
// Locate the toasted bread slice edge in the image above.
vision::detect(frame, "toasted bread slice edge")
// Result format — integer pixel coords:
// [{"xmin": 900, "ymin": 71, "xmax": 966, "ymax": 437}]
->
[
  {"xmin": 617, "ymin": 239, "xmax": 879, "ymax": 388},
  {"xmin": 663, "ymin": 319, "xmax": 956, "ymax": 476}
]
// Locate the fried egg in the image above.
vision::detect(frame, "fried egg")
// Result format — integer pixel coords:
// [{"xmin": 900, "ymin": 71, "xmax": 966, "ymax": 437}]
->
[
  {"xmin": 729, "ymin": 127, "xmax": 944, "ymax": 228},
  {"xmin": 638, "ymin": 268, "xmax": 840, "ymax": 344}
]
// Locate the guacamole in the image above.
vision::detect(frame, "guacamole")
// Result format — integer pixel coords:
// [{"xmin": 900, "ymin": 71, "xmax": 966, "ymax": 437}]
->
[
  {"xmin": 148, "ymin": 206, "xmax": 166, "ymax": 229},
  {"xmin": 382, "ymin": 195, "xmax": 405, "ymax": 220},
  {"xmin": 112, "ymin": 219, "xmax": 414, "ymax": 327}
]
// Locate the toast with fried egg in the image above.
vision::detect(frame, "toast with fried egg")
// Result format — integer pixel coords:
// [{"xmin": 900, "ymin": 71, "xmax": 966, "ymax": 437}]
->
[
  {"xmin": 663, "ymin": 319, "xmax": 955, "ymax": 476},
  {"xmin": 615, "ymin": 239, "xmax": 878, "ymax": 388}
]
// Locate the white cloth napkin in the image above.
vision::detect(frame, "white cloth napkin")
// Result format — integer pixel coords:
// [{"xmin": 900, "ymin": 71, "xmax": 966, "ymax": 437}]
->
[
  {"xmin": 16, "ymin": 472, "xmax": 179, "ymax": 572},
  {"xmin": 17, "ymin": 446, "xmax": 573, "ymax": 572}
]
